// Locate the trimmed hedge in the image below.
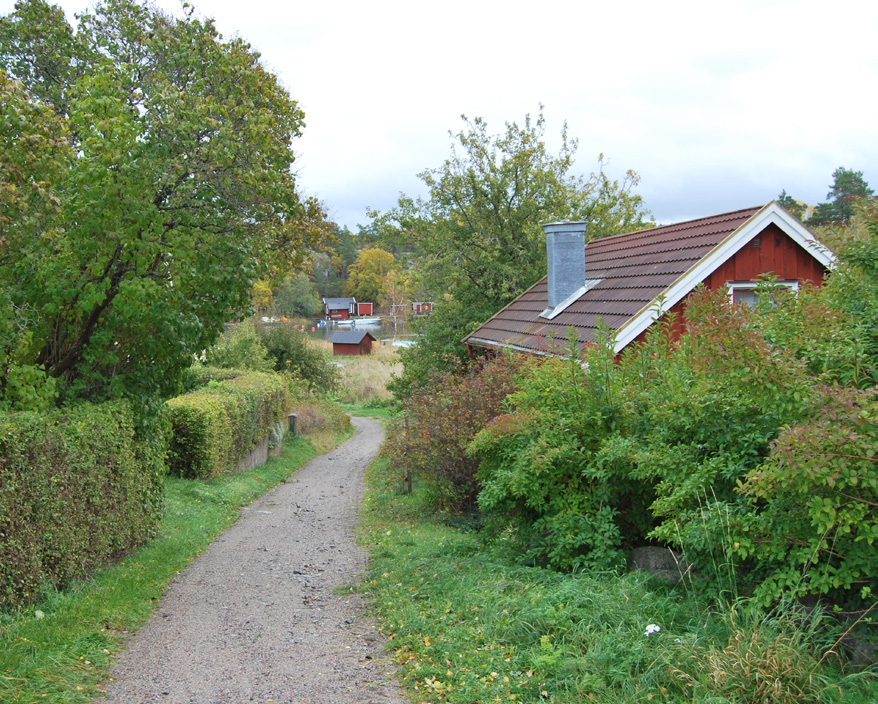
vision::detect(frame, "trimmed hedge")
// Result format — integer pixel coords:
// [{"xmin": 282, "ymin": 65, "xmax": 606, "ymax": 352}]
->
[
  {"xmin": 166, "ymin": 371, "xmax": 291, "ymax": 479},
  {"xmin": 0, "ymin": 401, "xmax": 164, "ymax": 610},
  {"xmin": 180, "ymin": 365, "xmax": 249, "ymax": 393}
]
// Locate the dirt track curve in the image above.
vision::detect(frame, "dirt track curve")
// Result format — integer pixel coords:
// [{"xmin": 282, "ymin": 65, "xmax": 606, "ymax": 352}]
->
[{"xmin": 98, "ymin": 416, "xmax": 408, "ymax": 704}]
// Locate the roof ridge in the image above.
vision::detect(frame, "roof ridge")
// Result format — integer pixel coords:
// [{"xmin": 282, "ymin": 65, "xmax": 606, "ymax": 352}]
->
[{"xmin": 587, "ymin": 204, "xmax": 765, "ymax": 247}]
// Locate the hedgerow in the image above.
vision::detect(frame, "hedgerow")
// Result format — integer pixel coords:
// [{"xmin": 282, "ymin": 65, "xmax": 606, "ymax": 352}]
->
[
  {"xmin": 0, "ymin": 401, "xmax": 164, "ymax": 610},
  {"xmin": 181, "ymin": 364, "xmax": 249, "ymax": 392},
  {"xmin": 166, "ymin": 371, "xmax": 291, "ymax": 479}
]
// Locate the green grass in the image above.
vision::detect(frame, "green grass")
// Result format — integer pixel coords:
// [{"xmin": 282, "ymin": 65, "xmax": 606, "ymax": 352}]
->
[
  {"xmin": 339, "ymin": 400, "xmax": 398, "ymax": 420},
  {"xmin": 0, "ymin": 427, "xmax": 353, "ymax": 704},
  {"xmin": 359, "ymin": 455, "xmax": 878, "ymax": 704}
]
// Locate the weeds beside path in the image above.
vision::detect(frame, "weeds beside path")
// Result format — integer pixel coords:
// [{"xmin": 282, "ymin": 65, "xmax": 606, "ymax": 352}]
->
[{"xmin": 360, "ymin": 454, "xmax": 878, "ymax": 704}]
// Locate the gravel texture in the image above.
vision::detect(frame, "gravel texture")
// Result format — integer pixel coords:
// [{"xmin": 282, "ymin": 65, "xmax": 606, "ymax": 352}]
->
[{"xmin": 99, "ymin": 416, "xmax": 408, "ymax": 704}]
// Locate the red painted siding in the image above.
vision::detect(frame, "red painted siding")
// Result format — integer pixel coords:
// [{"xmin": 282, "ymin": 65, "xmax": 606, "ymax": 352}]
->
[
  {"xmin": 357, "ymin": 302, "xmax": 373, "ymax": 316},
  {"xmin": 332, "ymin": 338, "xmax": 373, "ymax": 356},
  {"xmin": 628, "ymin": 225, "xmax": 828, "ymax": 348},
  {"xmin": 703, "ymin": 224, "xmax": 827, "ymax": 289}
]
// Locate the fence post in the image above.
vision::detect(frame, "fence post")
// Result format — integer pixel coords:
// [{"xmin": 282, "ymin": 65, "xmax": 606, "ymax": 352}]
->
[{"xmin": 403, "ymin": 413, "xmax": 412, "ymax": 494}]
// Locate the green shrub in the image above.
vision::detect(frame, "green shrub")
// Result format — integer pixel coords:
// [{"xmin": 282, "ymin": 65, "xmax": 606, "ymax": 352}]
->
[
  {"xmin": 738, "ymin": 386, "xmax": 878, "ymax": 606},
  {"xmin": 383, "ymin": 354, "xmax": 521, "ymax": 513},
  {"xmin": 257, "ymin": 322, "xmax": 340, "ymax": 394},
  {"xmin": 203, "ymin": 319, "xmax": 274, "ymax": 373},
  {"xmin": 472, "ymin": 331, "xmax": 645, "ymax": 571},
  {"xmin": 0, "ymin": 401, "xmax": 164, "ymax": 610},
  {"xmin": 166, "ymin": 371, "xmax": 290, "ymax": 478}
]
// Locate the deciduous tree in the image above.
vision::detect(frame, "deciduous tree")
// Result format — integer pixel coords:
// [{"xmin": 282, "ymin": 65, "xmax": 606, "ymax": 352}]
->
[
  {"xmin": 0, "ymin": 0, "xmax": 324, "ymax": 409},
  {"xmin": 374, "ymin": 108, "xmax": 652, "ymax": 394},
  {"xmin": 344, "ymin": 247, "xmax": 398, "ymax": 303}
]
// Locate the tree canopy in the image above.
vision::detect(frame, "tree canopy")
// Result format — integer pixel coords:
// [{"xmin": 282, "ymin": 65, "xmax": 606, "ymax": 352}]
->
[
  {"xmin": 373, "ymin": 110, "xmax": 651, "ymax": 316},
  {"xmin": 0, "ymin": 0, "xmax": 324, "ymax": 410},
  {"xmin": 778, "ymin": 167, "xmax": 874, "ymax": 227},
  {"xmin": 809, "ymin": 167, "xmax": 874, "ymax": 226},
  {"xmin": 344, "ymin": 247, "xmax": 398, "ymax": 302},
  {"xmin": 373, "ymin": 108, "xmax": 652, "ymax": 395}
]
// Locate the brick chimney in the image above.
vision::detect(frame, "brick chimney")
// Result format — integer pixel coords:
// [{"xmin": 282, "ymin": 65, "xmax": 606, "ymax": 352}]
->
[{"xmin": 541, "ymin": 220, "xmax": 588, "ymax": 319}]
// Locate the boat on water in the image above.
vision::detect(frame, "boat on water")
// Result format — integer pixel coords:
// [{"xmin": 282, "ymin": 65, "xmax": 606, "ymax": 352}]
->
[{"xmin": 333, "ymin": 317, "xmax": 381, "ymax": 326}]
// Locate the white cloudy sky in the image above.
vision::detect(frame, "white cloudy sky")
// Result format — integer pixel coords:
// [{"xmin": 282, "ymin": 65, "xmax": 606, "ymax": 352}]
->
[{"xmin": 3, "ymin": 0, "xmax": 876, "ymax": 229}]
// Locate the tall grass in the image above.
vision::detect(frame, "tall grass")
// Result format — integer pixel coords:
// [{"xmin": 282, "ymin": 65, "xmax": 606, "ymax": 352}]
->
[
  {"xmin": 312, "ymin": 338, "xmax": 402, "ymax": 404},
  {"xmin": 359, "ymin": 455, "xmax": 877, "ymax": 704}
]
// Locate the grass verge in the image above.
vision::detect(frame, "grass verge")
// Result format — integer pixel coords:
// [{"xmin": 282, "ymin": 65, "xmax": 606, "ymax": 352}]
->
[
  {"xmin": 359, "ymin": 454, "xmax": 877, "ymax": 704},
  {"xmin": 340, "ymin": 400, "xmax": 397, "ymax": 421},
  {"xmin": 0, "ymin": 425, "xmax": 353, "ymax": 704}
]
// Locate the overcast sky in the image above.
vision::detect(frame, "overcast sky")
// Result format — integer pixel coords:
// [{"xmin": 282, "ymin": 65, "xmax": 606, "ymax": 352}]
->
[{"xmin": 3, "ymin": 0, "xmax": 876, "ymax": 230}]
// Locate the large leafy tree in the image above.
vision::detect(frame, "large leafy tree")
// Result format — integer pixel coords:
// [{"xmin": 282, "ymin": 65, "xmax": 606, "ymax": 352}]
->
[
  {"xmin": 272, "ymin": 272, "xmax": 322, "ymax": 318},
  {"xmin": 0, "ymin": 0, "xmax": 324, "ymax": 410},
  {"xmin": 344, "ymin": 247, "xmax": 398, "ymax": 302},
  {"xmin": 374, "ymin": 110, "xmax": 651, "ymax": 314},
  {"xmin": 373, "ymin": 109, "xmax": 652, "ymax": 395}
]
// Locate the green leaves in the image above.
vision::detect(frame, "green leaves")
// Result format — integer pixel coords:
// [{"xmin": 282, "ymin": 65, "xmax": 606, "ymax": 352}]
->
[
  {"xmin": 372, "ymin": 108, "xmax": 651, "ymax": 394},
  {"xmin": 0, "ymin": 0, "xmax": 321, "ymax": 411}
]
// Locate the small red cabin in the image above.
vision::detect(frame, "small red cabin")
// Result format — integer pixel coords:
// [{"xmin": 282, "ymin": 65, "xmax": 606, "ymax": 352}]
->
[
  {"xmin": 357, "ymin": 302, "xmax": 374, "ymax": 316},
  {"xmin": 412, "ymin": 301, "xmax": 433, "ymax": 315},
  {"xmin": 329, "ymin": 330, "xmax": 376, "ymax": 356}
]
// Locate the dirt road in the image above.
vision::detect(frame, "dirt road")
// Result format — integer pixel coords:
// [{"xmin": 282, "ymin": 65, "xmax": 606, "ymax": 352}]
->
[{"xmin": 99, "ymin": 416, "xmax": 407, "ymax": 704}]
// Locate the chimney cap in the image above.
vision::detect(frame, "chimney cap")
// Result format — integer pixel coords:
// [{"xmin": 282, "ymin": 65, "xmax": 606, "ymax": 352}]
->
[{"xmin": 542, "ymin": 220, "xmax": 589, "ymax": 233}]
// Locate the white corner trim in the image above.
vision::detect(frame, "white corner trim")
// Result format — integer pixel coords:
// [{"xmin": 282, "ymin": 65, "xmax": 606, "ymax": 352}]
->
[
  {"xmin": 612, "ymin": 202, "xmax": 835, "ymax": 353},
  {"xmin": 540, "ymin": 279, "xmax": 603, "ymax": 320}
]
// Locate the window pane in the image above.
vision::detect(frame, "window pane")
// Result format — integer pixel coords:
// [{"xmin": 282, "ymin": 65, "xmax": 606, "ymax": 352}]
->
[{"xmin": 734, "ymin": 289, "xmax": 759, "ymax": 307}]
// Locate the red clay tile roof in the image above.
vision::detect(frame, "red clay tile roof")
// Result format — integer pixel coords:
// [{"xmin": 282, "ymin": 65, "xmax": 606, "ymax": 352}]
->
[{"xmin": 463, "ymin": 203, "xmax": 831, "ymax": 356}]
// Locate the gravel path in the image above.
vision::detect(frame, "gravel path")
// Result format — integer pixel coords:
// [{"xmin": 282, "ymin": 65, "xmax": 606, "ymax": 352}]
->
[{"xmin": 99, "ymin": 417, "xmax": 408, "ymax": 704}]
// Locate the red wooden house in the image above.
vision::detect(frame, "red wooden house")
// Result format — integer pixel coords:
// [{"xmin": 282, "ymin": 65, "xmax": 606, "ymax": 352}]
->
[
  {"xmin": 357, "ymin": 302, "xmax": 374, "ymax": 316},
  {"xmin": 329, "ymin": 330, "xmax": 377, "ymax": 356},
  {"xmin": 412, "ymin": 301, "xmax": 433, "ymax": 315},
  {"xmin": 322, "ymin": 297, "xmax": 356, "ymax": 320},
  {"xmin": 463, "ymin": 202, "xmax": 835, "ymax": 358}
]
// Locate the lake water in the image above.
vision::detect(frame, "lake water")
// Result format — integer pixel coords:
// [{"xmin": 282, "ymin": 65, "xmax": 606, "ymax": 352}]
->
[{"xmin": 304, "ymin": 317, "xmax": 417, "ymax": 345}]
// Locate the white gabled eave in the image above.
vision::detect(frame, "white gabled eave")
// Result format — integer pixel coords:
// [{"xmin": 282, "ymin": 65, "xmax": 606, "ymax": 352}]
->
[{"xmin": 612, "ymin": 201, "xmax": 836, "ymax": 353}]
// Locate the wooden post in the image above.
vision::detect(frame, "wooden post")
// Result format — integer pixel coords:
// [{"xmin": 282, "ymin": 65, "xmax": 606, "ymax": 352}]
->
[{"xmin": 403, "ymin": 413, "xmax": 412, "ymax": 494}]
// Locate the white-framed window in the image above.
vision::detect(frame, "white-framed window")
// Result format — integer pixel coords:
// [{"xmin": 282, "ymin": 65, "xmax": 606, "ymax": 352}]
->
[{"xmin": 727, "ymin": 280, "xmax": 799, "ymax": 308}]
